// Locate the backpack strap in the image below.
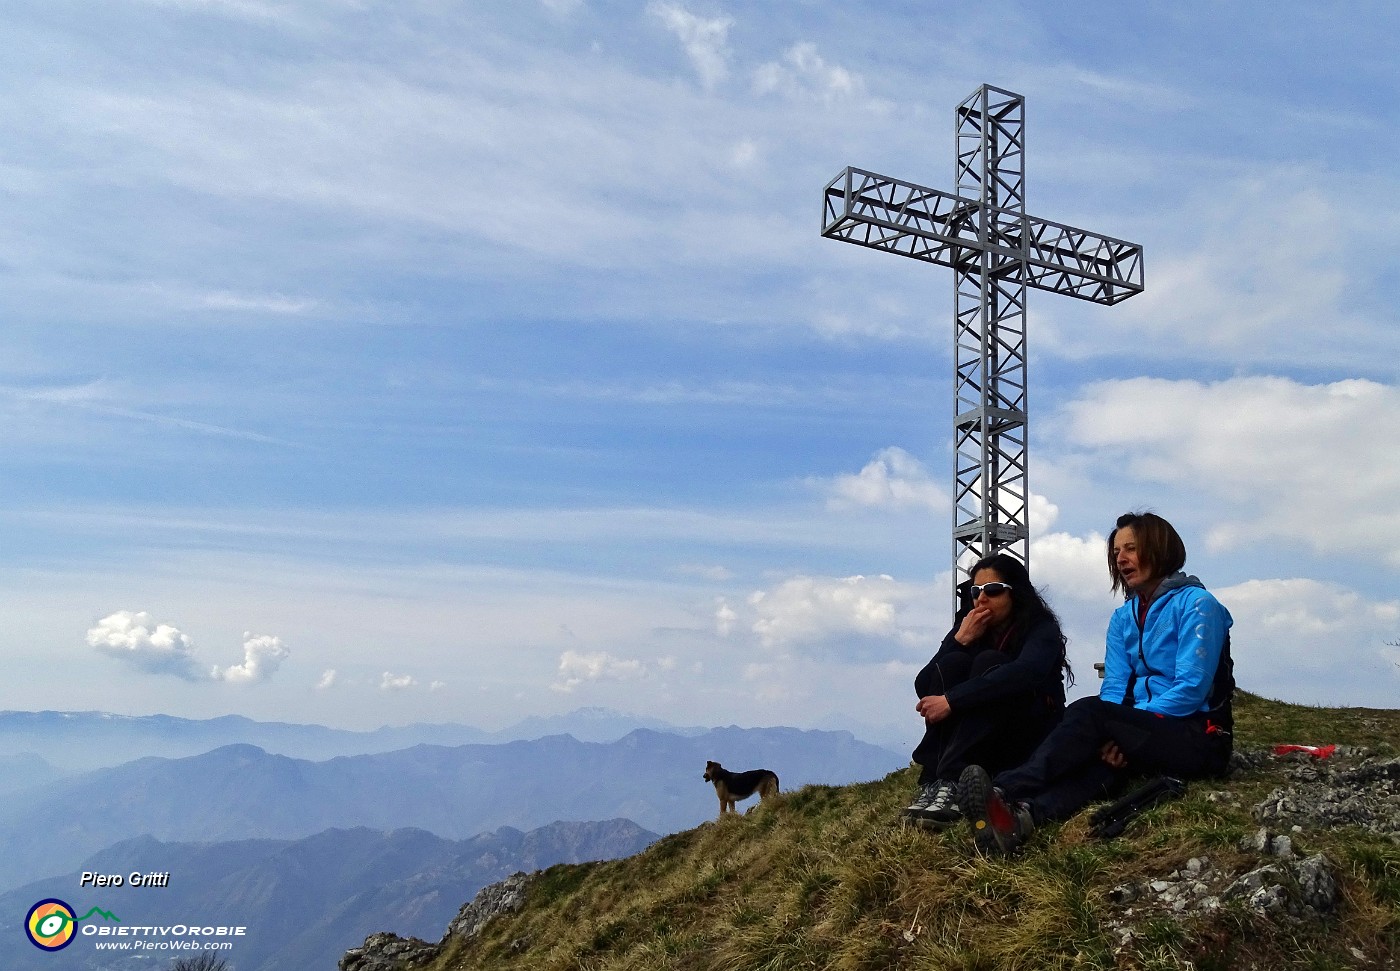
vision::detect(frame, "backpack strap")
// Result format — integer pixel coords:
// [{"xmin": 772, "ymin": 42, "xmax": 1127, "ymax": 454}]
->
[{"xmin": 1204, "ymin": 632, "xmax": 1235, "ymax": 736}]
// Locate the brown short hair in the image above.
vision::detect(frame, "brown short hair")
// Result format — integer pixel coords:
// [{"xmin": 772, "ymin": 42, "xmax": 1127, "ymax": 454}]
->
[{"xmin": 1107, "ymin": 512, "xmax": 1187, "ymax": 595}]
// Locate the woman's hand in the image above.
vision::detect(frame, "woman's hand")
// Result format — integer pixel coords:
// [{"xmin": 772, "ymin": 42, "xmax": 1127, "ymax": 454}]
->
[
  {"xmin": 1100, "ymin": 741, "xmax": 1128, "ymax": 769},
  {"xmin": 954, "ymin": 604, "xmax": 995, "ymax": 645},
  {"xmin": 916, "ymin": 694, "xmax": 952, "ymax": 724}
]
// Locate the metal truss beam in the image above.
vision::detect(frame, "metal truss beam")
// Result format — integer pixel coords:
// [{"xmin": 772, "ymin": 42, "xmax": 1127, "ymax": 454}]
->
[{"xmin": 821, "ymin": 169, "xmax": 1144, "ymax": 305}]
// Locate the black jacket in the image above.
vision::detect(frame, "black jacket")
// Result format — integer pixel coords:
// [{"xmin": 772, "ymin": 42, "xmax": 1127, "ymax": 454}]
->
[{"xmin": 914, "ymin": 616, "xmax": 1066, "ymax": 712}]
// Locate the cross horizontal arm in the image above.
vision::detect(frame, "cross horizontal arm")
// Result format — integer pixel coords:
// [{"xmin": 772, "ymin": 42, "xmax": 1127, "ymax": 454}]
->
[{"xmin": 821, "ymin": 167, "xmax": 1144, "ymax": 306}]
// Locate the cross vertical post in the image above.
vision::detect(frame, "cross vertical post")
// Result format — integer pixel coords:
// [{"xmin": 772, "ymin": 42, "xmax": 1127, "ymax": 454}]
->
[
  {"xmin": 954, "ymin": 86, "xmax": 1029, "ymax": 570},
  {"xmin": 820, "ymin": 83, "xmax": 1144, "ymax": 600}
]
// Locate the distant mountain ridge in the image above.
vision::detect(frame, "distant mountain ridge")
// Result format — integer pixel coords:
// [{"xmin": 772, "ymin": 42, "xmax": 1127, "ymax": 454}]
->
[
  {"xmin": 0, "ymin": 726, "xmax": 905, "ymax": 891},
  {"xmin": 0, "ymin": 706, "xmax": 714, "ymax": 774},
  {"xmin": 0, "ymin": 819, "xmax": 658, "ymax": 971}
]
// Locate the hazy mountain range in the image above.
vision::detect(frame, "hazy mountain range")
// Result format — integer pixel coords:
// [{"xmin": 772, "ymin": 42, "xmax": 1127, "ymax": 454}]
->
[
  {"xmin": 2, "ymin": 820, "xmax": 657, "ymax": 971},
  {"xmin": 0, "ymin": 725, "xmax": 904, "ymax": 891},
  {"xmin": 1, "ymin": 709, "xmax": 907, "ymax": 969},
  {"xmin": 0, "ymin": 706, "xmax": 711, "ymax": 774}
]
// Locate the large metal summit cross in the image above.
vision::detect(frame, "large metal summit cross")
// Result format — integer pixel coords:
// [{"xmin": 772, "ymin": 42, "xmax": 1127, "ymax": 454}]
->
[{"xmin": 821, "ymin": 84, "xmax": 1144, "ymax": 581}]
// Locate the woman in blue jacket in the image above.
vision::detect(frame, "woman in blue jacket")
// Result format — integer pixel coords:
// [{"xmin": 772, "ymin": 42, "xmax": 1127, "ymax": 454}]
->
[
  {"xmin": 958, "ymin": 512, "xmax": 1234, "ymax": 855},
  {"xmin": 901, "ymin": 553, "xmax": 1071, "ymax": 827}
]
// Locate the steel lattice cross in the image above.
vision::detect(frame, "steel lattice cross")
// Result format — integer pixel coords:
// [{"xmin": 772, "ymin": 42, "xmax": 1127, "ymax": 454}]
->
[{"xmin": 821, "ymin": 84, "xmax": 1144, "ymax": 585}]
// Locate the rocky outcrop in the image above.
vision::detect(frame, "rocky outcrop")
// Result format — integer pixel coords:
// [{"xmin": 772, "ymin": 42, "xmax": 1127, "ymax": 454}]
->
[
  {"xmin": 1252, "ymin": 753, "xmax": 1400, "ymax": 836},
  {"xmin": 339, "ymin": 872, "xmax": 536, "ymax": 971},
  {"xmin": 339, "ymin": 932, "xmax": 441, "ymax": 971},
  {"xmin": 1105, "ymin": 837, "xmax": 1340, "ymax": 948},
  {"xmin": 442, "ymin": 871, "xmax": 533, "ymax": 941},
  {"xmin": 1102, "ymin": 746, "xmax": 1394, "ymax": 956}
]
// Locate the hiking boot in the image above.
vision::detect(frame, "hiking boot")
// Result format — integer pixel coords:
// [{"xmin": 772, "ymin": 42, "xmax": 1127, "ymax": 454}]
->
[
  {"xmin": 958, "ymin": 764, "xmax": 1033, "ymax": 856},
  {"xmin": 902, "ymin": 779, "xmax": 962, "ymax": 828},
  {"xmin": 901, "ymin": 782, "xmax": 941, "ymax": 820},
  {"xmin": 922, "ymin": 778, "xmax": 962, "ymax": 826}
]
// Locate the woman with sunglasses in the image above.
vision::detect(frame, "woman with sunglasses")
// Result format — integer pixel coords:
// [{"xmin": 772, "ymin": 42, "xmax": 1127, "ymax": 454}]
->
[
  {"xmin": 957, "ymin": 511, "xmax": 1235, "ymax": 855},
  {"xmin": 902, "ymin": 552, "xmax": 1071, "ymax": 827}
]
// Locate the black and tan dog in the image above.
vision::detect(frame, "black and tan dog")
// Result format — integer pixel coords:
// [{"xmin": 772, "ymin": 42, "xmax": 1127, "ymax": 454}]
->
[{"xmin": 703, "ymin": 760, "xmax": 780, "ymax": 818}]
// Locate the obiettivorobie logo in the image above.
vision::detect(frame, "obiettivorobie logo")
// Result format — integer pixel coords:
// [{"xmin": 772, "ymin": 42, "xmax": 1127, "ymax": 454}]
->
[
  {"xmin": 24, "ymin": 898, "xmax": 121, "ymax": 951},
  {"xmin": 23, "ymin": 897, "xmax": 248, "ymax": 956},
  {"xmin": 25, "ymin": 871, "xmax": 247, "ymax": 957}
]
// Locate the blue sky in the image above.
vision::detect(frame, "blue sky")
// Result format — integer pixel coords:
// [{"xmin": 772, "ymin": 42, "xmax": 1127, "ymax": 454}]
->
[{"xmin": 3, "ymin": 0, "xmax": 1398, "ymax": 740}]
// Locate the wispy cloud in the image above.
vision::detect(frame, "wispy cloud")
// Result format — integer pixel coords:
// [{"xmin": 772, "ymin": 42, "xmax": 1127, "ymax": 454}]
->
[
  {"xmin": 157, "ymin": 285, "xmax": 321, "ymax": 316},
  {"xmin": 1039, "ymin": 174, "xmax": 1397, "ymax": 371},
  {"xmin": 648, "ymin": 2, "xmax": 734, "ymax": 89},
  {"xmin": 0, "ymin": 383, "xmax": 289, "ymax": 446},
  {"xmin": 817, "ymin": 447, "xmax": 946, "ymax": 513},
  {"xmin": 131, "ymin": 0, "xmax": 311, "ymax": 26},
  {"xmin": 729, "ymin": 573, "xmax": 939, "ymax": 660},
  {"xmin": 753, "ymin": 42, "xmax": 864, "ymax": 103},
  {"xmin": 380, "ymin": 672, "xmax": 418, "ymax": 691},
  {"xmin": 551, "ymin": 649, "xmax": 646, "ymax": 692}
]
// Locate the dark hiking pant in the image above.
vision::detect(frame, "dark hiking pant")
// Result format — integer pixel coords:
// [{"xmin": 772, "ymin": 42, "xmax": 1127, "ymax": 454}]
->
[
  {"xmin": 993, "ymin": 696, "xmax": 1231, "ymax": 823},
  {"xmin": 912, "ymin": 650, "xmax": 1061, "ymax": 785}
]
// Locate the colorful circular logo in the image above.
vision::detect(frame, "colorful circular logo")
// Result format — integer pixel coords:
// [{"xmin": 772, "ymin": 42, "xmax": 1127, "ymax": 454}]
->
[{"xmin": 25, "ymin": 899, "xmax": 77, "ymax": 951}]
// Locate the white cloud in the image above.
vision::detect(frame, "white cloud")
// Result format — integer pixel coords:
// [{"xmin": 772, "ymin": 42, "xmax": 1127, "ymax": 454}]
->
[
  {"xmin": 1118, "ymin": 184, "xmax": 1350, "ymax": 352},
  {"xmin": 0, "ymin": 380, "xmax": 287, "ymax": 446},
  {"xmin": 753, "ymin": 42, "xmax": 864, "ymax": 103},
  {"xmin": 730, "ymin": 139, "xmax": 759, "ymax": 167},
  {"xmin": 87, "ymin": 611, "xmax": 289, "ymax": 685},
  {"xmin": 1059, "ymin": 376, "xmax": 1400, "ymax": 565},
  {"xmin": 133, "ymin": 0, "xmax": 305, "ymax": 24},
  {"xmin": 185, "ymin": 289, "xmax": 319, "ymax": 315},
  {"xmin": 1029, "ymin": 493, "xmax": 1060, "ymax": 538},
  {"xmin": 1040, "ymin": 176, "xmax": 1394, "ymax": 370},
  {"xmin": 647, "ymin": 2, "xmax": 733, "ymax": 89},
  {"xmin": 821, "ymin": 447, "xmax": 947, "ymax": 513},
  {"xmin": 86, "ymin": 610, "xmax": 203, "ymax": 681},
  {"xmin": 210, "ymin": 632, "xmax": 289, "ymax": 684},
  {"xmin": 714, "ymin": 597, "xmax": 737, "ymax": 636},
  {"xmin": 380, "ymin": 672, "xmax": 418, "ymax": 691},
  {"xmin": 315, "ymin": 668, "xmax": 337, "ymax": 690},
  {"xmin": 674, "ymin": 562, "xmax": 734, "ymax": 581},
  {"xmin": 742, "ymin": 574, "xmax": 938, "ymax": 658},
  {"xmin": 1030, "ymin": 530, "xmax": 1114, "ymax": 605},
  {"xmin": 1217, "ymin": 577, "xmax": 1400, "ymax": 707},
  {"xmin": 551, "ymin": 649, "xmax": 646, "ymax": 692}
]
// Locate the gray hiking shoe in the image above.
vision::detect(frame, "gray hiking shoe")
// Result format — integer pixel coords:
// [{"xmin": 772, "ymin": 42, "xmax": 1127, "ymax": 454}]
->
[
  {"xmin": 902, "ymin": 782, "xmax": 941, "ymax": 820},
  {"xmin": 958, "ymin": 764, "xmax": 1033, "ymax": 856},
  {"xmin": 902, "ymin": 779, "xmax": 961, "ymax": 828},
  {"xmin": 923, "ymin": 778, "xmax": 962, "ymax": 825}
]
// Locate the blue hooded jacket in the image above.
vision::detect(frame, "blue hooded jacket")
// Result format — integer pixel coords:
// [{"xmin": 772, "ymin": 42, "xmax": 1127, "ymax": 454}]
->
[{"xmin": 1100, "ymin": 572, "xmax": 1232, "ymax": 717}]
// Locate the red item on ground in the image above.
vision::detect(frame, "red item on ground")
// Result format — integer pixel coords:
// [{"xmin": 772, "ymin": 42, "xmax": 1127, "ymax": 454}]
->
[{"xmin": 1271, "ymin": 744, "xmax": 1336, "ymax": 758}]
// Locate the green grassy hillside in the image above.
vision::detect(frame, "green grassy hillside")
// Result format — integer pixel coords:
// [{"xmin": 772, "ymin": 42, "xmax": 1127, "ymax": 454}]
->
[{"xmin": 416, "ymin": 692, "xmax": 1400, "ymax": 970}]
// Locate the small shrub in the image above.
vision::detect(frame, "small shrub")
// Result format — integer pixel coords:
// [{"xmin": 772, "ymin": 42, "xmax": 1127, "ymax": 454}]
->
[{"xmin": 170, "ymin": 955, "xmax": 229, "ymax": 971}]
